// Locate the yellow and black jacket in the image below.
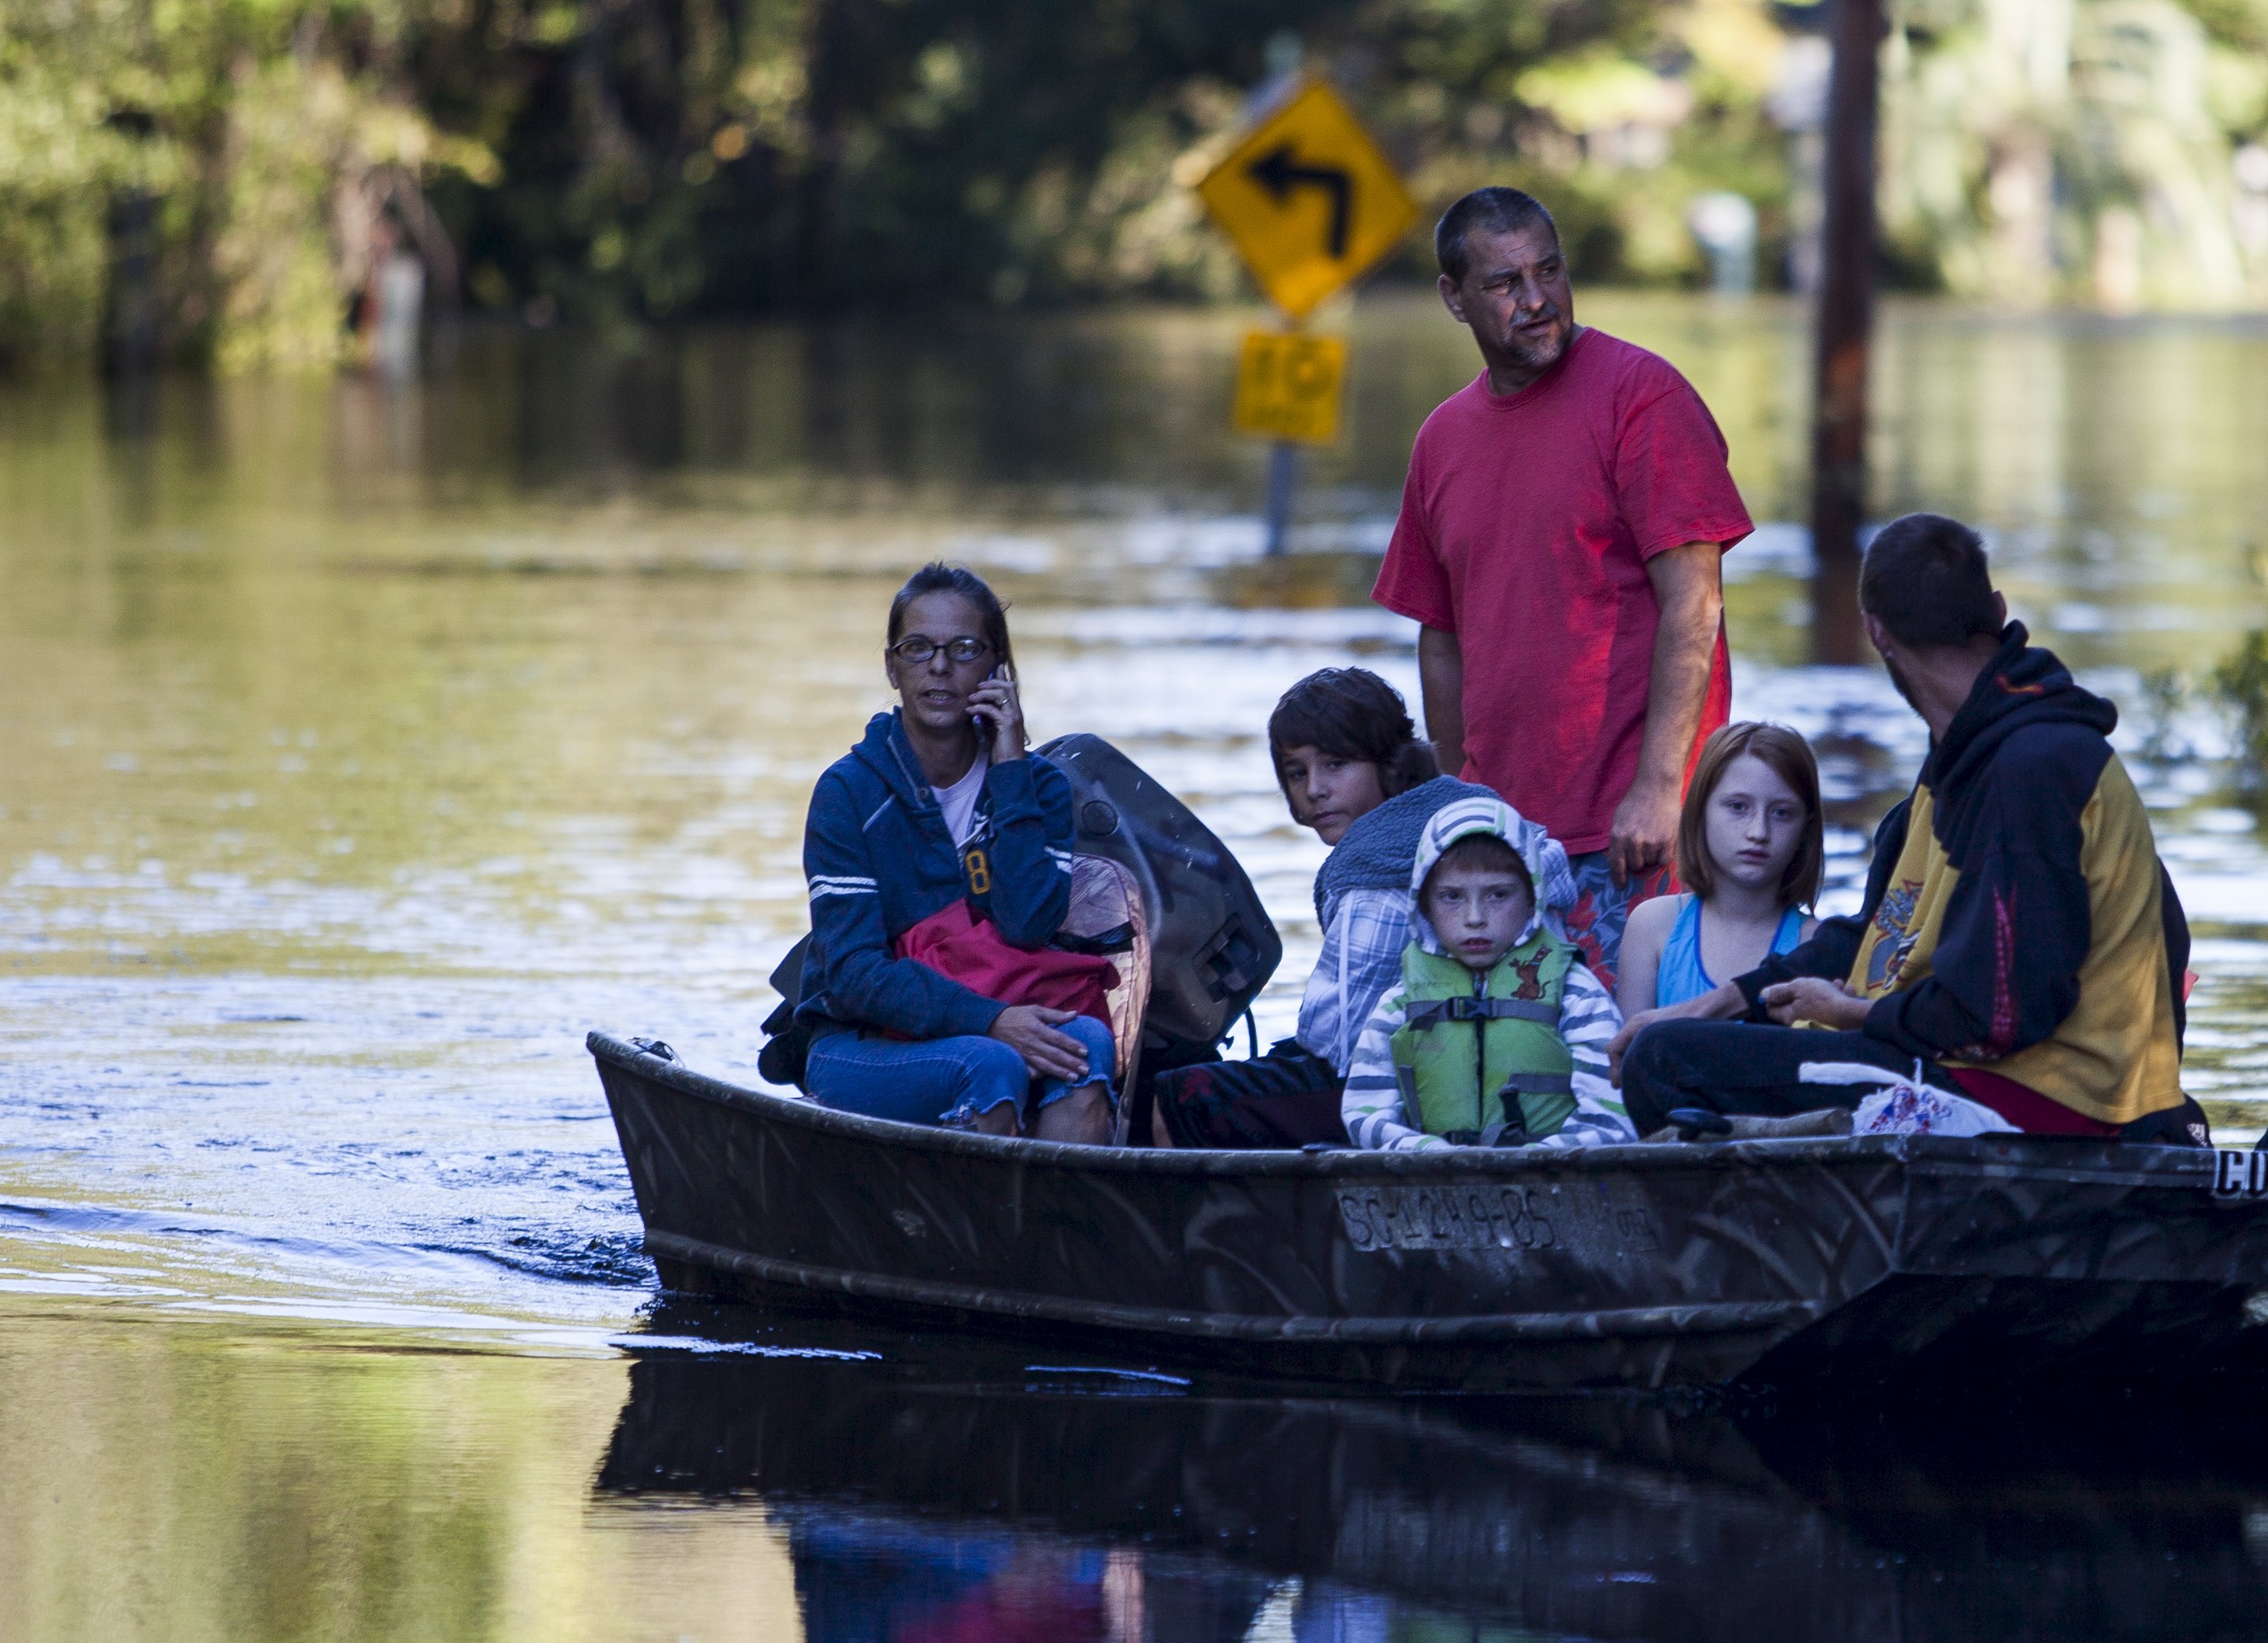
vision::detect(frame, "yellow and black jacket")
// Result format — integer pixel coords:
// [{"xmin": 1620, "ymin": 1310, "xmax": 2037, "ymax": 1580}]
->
[{"xmin": 1736, "ymin": 624, "xmax": 2189, "ymax": 1126}]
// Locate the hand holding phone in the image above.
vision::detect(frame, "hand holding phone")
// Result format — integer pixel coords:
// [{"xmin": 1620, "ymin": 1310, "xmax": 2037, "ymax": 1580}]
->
[{"xmin": 966, "ymin": 664, "xmax": 1024, "ymax": 761}]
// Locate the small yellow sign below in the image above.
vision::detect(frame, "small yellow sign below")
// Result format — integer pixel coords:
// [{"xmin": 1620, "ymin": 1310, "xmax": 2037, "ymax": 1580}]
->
[
  {"xmin": 1197, "ymin": 81, "xmax": 1420, "ymax": 320},
  {"xmin": 1232, "ymin": 330, "xmax": 1348, "ymax": 446}
]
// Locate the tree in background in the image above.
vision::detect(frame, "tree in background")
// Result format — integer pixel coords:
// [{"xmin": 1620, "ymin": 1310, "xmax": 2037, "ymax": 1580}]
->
[
  {"xmin": 0, "ymin": 0, "xmax": 496, "ymax": 369},
  {"xmin": 0, "ymin": 0, "xmax": 1766, "ymax": 363},
  {"xmin": 441, "ymin": 0, "xmax": 1749, "ymax": 319},
  {"xmin": 1878, "ymin": 0, "xmax": 2268, "ymax": 307},
  {"xmin": 3, "ymin": 0, "xmax": 2265, "ymax": 370}
]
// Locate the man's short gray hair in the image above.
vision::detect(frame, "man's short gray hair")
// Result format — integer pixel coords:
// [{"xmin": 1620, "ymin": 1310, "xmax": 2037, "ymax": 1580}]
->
[{"xmin": 1435, "ymin": 188, "xmax": 1559, "ymax": 283}]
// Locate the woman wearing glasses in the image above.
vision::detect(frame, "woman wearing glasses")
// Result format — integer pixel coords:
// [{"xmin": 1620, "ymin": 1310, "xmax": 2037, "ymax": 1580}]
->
[{"xmin": 794, "ymin": 562, "xmax": 1115, "ymax": 1143}]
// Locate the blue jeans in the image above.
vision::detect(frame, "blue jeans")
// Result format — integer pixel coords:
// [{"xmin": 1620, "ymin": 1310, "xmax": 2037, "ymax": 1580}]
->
[{"xmin": 806, "ymin": 1014, "xmax": 1115, "ymax": 1128}]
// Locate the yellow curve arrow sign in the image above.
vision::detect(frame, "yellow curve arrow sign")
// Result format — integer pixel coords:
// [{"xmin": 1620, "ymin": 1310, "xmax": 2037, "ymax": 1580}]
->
[{"xmin": 1196, "ymin": 80, "xmax": 1420, "ymax": 320}]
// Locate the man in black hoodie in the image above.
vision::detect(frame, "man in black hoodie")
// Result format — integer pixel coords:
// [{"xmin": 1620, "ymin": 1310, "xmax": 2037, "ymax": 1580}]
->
[{"xmin": 1612, "ymin": 513, "xmax": 2203, "ymax": 1144}]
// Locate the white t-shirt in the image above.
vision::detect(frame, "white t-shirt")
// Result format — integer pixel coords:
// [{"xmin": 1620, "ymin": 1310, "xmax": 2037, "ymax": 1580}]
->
[{"xmin": 933, "ymin": 753, "xmax": 989, "ymax": 848}]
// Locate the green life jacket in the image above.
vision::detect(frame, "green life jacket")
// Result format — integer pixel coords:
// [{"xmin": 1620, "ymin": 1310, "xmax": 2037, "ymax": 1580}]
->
[{"xmin": 1388, "ymin": 930, "xmax": 1578, "ymax": 1140}]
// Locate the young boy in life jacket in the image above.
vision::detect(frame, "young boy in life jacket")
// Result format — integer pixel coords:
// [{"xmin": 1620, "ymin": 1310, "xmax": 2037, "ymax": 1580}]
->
[{"xmin": 1342, "ymin": 797, "xmax": 1636, "ymax": 1151}]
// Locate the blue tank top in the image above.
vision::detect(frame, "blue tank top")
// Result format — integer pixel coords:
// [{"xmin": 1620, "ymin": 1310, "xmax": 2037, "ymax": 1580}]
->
[{"xmin": 1654, "ymin": 896, "xmax": 1807, "ymax": 1008}]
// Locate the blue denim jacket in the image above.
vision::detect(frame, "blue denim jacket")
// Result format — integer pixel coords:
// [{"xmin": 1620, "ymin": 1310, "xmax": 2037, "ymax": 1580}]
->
[{"xmin": 796, "ymin": 709, "xmax": 1074, "ymax": 1042}]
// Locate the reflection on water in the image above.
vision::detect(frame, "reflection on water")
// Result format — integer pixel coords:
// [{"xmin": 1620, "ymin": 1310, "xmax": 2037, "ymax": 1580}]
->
[
  {"xmin": 602, "ymin": 1329, "xmax": 2268, "ymax": 1643},
  {"xmin": 0, "ymin": 1307, "xmax": 796, "ymax": 1641},
  {"xmin": 10, "ymin": 1301, "xmax": 2263, "ymax": 1641},
  {"xmin": 6, "ymin": 296, "xmax": 2268, "ymax": 1635}
]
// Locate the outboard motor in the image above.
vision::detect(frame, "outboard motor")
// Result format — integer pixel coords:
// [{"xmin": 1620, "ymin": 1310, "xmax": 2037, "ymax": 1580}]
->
[{"xmin": 1034, "ymin": 734, "xmax": 1281, "ymax": 1067}]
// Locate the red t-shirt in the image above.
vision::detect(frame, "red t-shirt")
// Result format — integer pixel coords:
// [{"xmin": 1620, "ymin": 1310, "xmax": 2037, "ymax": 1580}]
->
[{"xmin": 1373, "ymin": 328, "xmax": 1754, "ymax": 853}]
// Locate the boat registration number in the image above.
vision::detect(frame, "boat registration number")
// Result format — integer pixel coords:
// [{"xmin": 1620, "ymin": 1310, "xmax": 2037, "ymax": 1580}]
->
[
  {"xmin": 2213, "ymin": 1151, "xmax": 2268, "ymax": 1196},
  {"xmin": 1335, "ymin": 1186, "xmax": 1556, "ymax": 1253}
]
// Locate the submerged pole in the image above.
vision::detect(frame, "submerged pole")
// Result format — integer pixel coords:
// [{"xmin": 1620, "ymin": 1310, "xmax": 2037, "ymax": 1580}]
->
[
  {"xmin": 1808, "ymin": 0, "xmax": 1884, "ymax": 665},
  {"xmin": 1262, "ymin": 440, "xmax": 1299, "ymax": 556}
]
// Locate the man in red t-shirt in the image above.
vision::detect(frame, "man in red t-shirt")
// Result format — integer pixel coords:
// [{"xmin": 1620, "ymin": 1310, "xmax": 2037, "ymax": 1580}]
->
[{"xmin": 1372, "ymin": 187, "xmax": 1753, "ymax": 985}]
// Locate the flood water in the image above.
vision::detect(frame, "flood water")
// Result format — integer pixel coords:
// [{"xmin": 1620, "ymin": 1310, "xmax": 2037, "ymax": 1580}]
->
[{"xmin": 7, "ymin": 292, "xmax": 2268, "ymax": 1638}]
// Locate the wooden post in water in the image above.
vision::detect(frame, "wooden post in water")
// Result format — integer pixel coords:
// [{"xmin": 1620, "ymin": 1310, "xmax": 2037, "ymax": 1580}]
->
[{"xmin": 1808, "ymin": 0, "xmax": 1884, "ymax": 664}]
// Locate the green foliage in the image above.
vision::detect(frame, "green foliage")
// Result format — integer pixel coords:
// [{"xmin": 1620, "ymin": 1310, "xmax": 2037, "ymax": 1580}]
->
[
  {"xmin": 4, "ymin": 0, "xmax": 1780, "ymax": 363},
  {"xmin": 1880, "ymin": 0, "xmax": 2268, "ymax": 307},
  {"xmin": 436, "ymin": 0, "xmax": 1764, "ymax": 323},
  {"xmin": 12, "ymin": 0, "xmax": 2268, "ymax": 368},
  {"xmin": 0, "ymin": 0, "xmax": 492, "ymax": 368},
  {"xmin": 0, "ymin": 0, "xmax": 156, "ymax": 363},
  {"xmin": 0, "ymin": 0, "xmax": 1811, "ymax": 365},
  {"xmin": 2211, "ymin": 631, "xmax": 2268, "ymax": 786},
  {"xmin": 2138, "ymin": 665, "xmax": 2191, "ymax": 762},
  {"xmin": 2179, "ymin": 0, "xmax": 2268, "ymax": 52}
]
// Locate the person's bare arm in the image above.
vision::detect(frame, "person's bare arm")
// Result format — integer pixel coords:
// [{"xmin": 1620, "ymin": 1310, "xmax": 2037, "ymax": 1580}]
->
[
  {"xmin": 1608, "ymin": 543, "xmax": 1724, "ymax": 885},
  {"xmin": 1614, "ymin": 894, "xmax": 1678, "ymax": 1019},
  {"xmin": 1417, "ymin": 625, "xmax": 1466, "ymax": 779}
]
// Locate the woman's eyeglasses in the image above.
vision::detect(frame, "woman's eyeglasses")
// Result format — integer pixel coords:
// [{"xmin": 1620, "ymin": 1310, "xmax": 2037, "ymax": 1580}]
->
[{"xmin": 889, "ymin": 636, "xmax": 991, "ymax": 665}]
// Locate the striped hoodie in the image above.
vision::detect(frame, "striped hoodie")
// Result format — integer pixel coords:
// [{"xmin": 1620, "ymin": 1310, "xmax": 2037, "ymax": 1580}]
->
[
  {"xmin": 1342, "ymin": 796, "xmax": 1634, "ymax": 1151},
  {"xmin": 796, "ymin": 709, "xmax": 1076, "ymax": 1042}
]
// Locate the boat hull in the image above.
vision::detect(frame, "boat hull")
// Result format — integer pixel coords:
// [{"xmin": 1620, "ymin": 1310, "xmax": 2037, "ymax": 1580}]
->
[{"xmin": 592, "ymin": 1032, "xmax": 2268, "ymax": 1393}]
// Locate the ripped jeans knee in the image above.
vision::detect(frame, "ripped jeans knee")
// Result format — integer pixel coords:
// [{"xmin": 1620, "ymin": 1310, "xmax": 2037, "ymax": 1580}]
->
[{"xmin": 1027, "ymin": 1013, "xmax": 1116, "ymax": 1116}]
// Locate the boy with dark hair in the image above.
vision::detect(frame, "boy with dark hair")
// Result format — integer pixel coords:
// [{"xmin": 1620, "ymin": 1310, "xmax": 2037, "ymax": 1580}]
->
[
  {"xmin": 1613, "ymin": 513, "xmax": 2203, "ymax": 1144},
  {"xmin": 1146, "ymin": 669, "xmax": 1496, "ymax": 1150},
  {"xmin": 1342, "ymin": 797, "xmax": 1634, "ymax": 1151}
]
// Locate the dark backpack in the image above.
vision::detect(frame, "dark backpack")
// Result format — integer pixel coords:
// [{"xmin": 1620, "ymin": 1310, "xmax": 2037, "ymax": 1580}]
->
[{"xmin": 756, "ymin": 937, "xmax": 814, "ymax": 1090}]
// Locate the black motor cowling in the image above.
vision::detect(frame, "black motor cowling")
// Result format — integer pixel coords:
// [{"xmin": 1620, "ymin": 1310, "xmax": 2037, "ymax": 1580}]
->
[{"xmin": 1035, "ymin": 734, "xmax": 1281, "ymax": 1065}]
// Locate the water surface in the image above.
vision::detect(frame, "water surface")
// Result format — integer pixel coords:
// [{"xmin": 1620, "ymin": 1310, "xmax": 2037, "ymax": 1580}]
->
[{"xmin": 5, "ymin": 293, "xmax": 2268, "ymax": 1637}]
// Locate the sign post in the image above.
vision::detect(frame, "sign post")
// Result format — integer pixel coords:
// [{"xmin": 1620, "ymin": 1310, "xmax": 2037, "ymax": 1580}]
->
[{"xmin": 1195, "ymin": 80, "xmax": 1418, "ymax": 555}]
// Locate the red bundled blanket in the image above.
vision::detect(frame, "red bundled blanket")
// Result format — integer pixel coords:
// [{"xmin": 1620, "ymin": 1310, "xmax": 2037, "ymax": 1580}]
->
[{"xmin": 893, "ymin": 899, "xmax": 1119, "ymax": 1028}]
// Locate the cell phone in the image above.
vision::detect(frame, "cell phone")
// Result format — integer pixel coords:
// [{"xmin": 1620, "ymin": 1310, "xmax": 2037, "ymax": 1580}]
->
[
  {"xmin": 978, "ymin": 664, "xmax": 1011, "ymax": 689},
  {"xmin": 970, "ymin": 664, "xmax": 1006, "ymax": 733}
]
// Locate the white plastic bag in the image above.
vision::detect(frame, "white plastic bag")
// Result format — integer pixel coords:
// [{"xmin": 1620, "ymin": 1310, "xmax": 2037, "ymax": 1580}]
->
[{"xmin": 1797, "ymin": 1060, "xmax": 2018, "ymax": 1137}]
